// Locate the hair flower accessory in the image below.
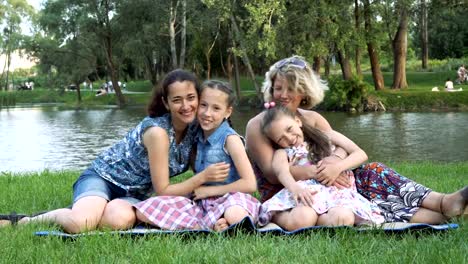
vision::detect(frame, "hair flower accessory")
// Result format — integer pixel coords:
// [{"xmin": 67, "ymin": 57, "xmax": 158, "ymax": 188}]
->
[{"xmin": 264, "ymin": 101, "xmax": 276, "ymax": 109}]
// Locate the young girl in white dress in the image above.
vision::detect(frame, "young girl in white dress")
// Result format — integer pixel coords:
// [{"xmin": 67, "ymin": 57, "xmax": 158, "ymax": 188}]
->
[{"xmin": 258, "ymin": 105, "xmax": 384, "ymax": 230}]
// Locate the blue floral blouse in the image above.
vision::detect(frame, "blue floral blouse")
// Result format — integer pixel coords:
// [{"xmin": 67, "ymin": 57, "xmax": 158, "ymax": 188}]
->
[{"xmin": 92, "ymin": 114, "xmax": 197, "ymax": 199}]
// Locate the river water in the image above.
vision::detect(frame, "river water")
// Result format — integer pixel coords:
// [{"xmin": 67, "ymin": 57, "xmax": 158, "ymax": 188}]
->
[{"xmin": 1, "ymin": 106, "xmax": 467, "ymax": 173}]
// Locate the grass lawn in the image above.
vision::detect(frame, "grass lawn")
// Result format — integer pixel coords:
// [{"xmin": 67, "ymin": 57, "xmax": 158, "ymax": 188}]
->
[{"xmin": 0, "ymin": 162, "xmax": 467, "ymax": 263}]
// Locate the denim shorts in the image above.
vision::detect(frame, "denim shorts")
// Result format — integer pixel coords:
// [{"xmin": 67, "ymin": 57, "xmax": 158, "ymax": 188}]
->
[{"xmin": 72, "ymin": 167, "xmax": 141, "ymax": 205}]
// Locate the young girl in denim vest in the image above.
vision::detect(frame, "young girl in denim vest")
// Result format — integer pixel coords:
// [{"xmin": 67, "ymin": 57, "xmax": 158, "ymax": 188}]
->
[
  {"xmin": 135, "ymin": 80, "xmax": 260, "ymax": 231},
  {"xmin": 258, "ymin": 106, "xmax": 384, "ymax": 230}
]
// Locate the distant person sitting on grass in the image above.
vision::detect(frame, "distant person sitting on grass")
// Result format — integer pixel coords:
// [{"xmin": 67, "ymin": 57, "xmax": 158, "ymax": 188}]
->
[
  {"xmin": 95, "ymin": 87, "xmax": 108, "ymax": 97},
  {"xmin": 445, "ymin": 78, "xmax": 454, "ymax": 91},
  {"xmin": 445, "ymin": 78, "xmax": 463, "ymax": 92}
]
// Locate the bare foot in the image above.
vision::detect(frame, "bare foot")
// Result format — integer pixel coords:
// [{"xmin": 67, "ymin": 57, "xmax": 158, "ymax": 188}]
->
[
  {"xmin": 442, "ymin": 186, "xmax": 468, "ymax": 218},
  {"xmin": 213, "ymin": 218, "xmax": 229, "ymax": 232},
  {"xmin": 0, "ymin": 220, "xmax": 12, "ymax": 227}
]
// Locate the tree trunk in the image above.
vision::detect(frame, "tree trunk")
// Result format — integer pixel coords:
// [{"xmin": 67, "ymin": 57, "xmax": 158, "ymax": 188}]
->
[
  {"xmin": 102, "ymin": 1, "xmax": 125, "ymax": 106},
  {"xmin": 312, "ymin": 56, "xmax": 321, "ymax": 75},
  {"xmin": 337, "ymin": 49, "xmax": 353, "ymax": 80},
  {"xmin": 354, "ymin": 0, "xmax": 362, "ymax": 77},
  {"xmin": 324, "ymin": 56, "xmax": 331, "ymax": 77},
  {"xmin": 179, "ymin": 0, "xmax": 186, "ymax": 68},
  {"xmin": 233, "ymin": 52, "xmax": 241, "ymax": 100},
  {"xmin": 391, "ymin": 5, "xmax": 408, "ymax": 89},
  {"xmin": 205, "ymin": 52, "xmax": 211, "ymax": 79},
  {"xmin": 145, "ymin": 54, "xmax": 158, "ymax": 86},
  {"xmin": 169, "ymin": 0, "xmax": 178, "ymax": 69},
  {"xmin": 363, "ymin": 0, "xmax": 384, "ymax": 90},
  {"xmin": 230, "ymin": 14, "xmax": 260, "ymax": 99},
  {"xmin": 420, "ymin": 0, "xmax": 428, "ymax": 69}
]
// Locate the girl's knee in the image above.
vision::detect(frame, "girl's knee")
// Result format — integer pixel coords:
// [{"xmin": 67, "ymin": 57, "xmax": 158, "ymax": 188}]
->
[
  {"xmin": 224, "ymin": 205, "xmax": 249, "ymax": 225},
  {"xmin": 286, "ymin": 207, "xmax": 318, "ymax": 231},
  {"xmin": 328, "ymin": 208, "xmax": 355, "ymax": 226}
]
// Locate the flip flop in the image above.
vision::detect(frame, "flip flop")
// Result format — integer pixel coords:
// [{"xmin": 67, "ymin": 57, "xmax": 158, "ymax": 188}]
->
[{"xmin": 0, "ymin": 212, "xmax": 28, "ymax": 225}]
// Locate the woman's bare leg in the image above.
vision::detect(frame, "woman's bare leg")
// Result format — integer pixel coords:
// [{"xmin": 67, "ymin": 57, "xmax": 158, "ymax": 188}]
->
[
  {"xmin": 410, "ymin": 208, "xmax": 447, "ymax": 224},
  {"xmin": 99, "ymin": 199, "xmax": 136, "ymax": 230},
  {"xmin": 19, "ymin": 196, "xmax": 108, "ymax": 234},
  {"xmin": 421, "ymin": 187, "xmax": 467, "ymax": 218}
]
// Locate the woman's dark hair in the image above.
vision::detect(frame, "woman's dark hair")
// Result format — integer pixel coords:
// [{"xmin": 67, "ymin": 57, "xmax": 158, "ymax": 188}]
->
[
  {"xmin": 261, "ymin": 106, "xmax": 332, "ymax": 163},
  {"xmin": 201, "ymin": 80, "xmax": 236, "ymax": 126},
  {"xmin": 147, "ymin": 69, "xmax": 201, "ymax": 117}
]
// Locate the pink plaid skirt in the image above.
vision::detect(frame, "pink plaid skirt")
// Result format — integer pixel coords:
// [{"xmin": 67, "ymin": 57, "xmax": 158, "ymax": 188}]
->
[{"xmin": 134, "ymin": 192, "xmax": 261, "ymax": 230}]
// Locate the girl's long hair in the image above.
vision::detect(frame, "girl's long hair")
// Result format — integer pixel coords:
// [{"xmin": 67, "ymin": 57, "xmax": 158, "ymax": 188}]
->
[{"xmin": 261, "ymin": 106, "xmax": 332, "ymax": 163}]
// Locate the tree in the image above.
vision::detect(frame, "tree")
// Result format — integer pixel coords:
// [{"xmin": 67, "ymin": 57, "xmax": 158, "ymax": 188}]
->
[
  {"xmin": 363, "ymin": 0, "xmax": 384, "ymax": 90},
  {"xmin": 0, "ymin": 0, "xmax": 34, "ymax": 91},
  {"xmin": 391, "ymin": 0, "xmax": 410, "ymax": 89},
  {"xmin": 419, "ymin": 0, "xmax": 428, "ymax": 69}
]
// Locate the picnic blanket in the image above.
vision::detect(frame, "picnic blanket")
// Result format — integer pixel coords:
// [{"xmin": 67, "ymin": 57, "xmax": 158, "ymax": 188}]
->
[{"xmin": 35, "ymin": 217, "xmax": 459, "ymax": 239}]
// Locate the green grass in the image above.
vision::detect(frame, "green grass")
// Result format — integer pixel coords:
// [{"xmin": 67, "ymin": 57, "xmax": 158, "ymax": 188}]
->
[{"xmin": 0, "ymin": 162, "xmax": 467, "ymax": 263}]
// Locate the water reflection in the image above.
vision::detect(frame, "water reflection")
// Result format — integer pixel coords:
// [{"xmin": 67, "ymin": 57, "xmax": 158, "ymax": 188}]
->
[{"xmin": 1, "ymin": 106, "xmax": 467, "ymax": 173}]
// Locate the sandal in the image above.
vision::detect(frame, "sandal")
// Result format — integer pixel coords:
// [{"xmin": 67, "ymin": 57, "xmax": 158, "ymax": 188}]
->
[{"xmin": 0, "ymin": 212, "xmax": 28, "ymax": 225}]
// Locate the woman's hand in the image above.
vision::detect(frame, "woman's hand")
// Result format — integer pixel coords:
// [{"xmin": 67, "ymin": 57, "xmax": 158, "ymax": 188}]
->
[
  {"xmin": 201, "ymin": 162, "xmax": 230, "ymax": 183},
  {"xmin": 332, "ymin": 171, "xmax": 352, "ymax": 189},
  {"xmin": 315, "ymin": 156, "xmax": 343, "ymax": 186},
  {"xmin": 290, "ymin": 183, "xmax": 317, "ymax": 207}
]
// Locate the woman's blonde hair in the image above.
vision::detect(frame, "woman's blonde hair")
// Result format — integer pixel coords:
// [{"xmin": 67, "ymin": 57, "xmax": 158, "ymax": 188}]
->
[{"xmin": 261, "ymin": 55, "xmax": 328, "ymax": 109}]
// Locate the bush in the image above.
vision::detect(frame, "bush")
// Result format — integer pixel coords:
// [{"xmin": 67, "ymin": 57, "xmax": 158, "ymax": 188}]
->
[{"xmin": 322, "ymin": 76, "xmax": 371, "ymax": 112}]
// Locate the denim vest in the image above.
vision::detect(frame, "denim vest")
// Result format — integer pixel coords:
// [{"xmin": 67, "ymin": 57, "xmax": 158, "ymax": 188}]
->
[
  {"xmin": 92, "ymin": 114, "xmax": 197, "ymax": 199},
  {"xmin": 194, "ymin": 120, "xmax": 241, "ymax": 186}
]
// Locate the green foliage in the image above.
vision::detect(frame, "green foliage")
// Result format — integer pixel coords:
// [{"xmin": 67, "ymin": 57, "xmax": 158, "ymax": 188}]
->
[{"xmin": 323, "ymin": 76, "xmax": 371, "ymax": 112}]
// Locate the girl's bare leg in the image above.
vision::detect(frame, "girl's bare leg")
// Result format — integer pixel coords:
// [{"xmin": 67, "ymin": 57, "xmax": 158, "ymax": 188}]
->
[
  {"xmin": 272, "ymin": 205, "xmax": 318, "ymax": 231},
  {"xmin": 317, "ymin": 207, "xmax": 355, "ymax": 227}
]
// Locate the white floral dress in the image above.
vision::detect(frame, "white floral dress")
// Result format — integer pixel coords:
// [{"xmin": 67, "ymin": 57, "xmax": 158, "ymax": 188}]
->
[{"xmin": 258, "ymin": 142, "xmax": 385, "ymax": 226}]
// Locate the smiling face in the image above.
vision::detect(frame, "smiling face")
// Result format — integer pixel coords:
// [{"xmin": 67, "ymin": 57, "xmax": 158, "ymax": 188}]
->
[
  {"xmin": 265, "ymin": 112, "xmax": 304, "ymax": 148},
  {"xmin": 164, "ymin": 81, "xmax": 198, "ymax": 131},
  {"xmin": 197, "ymin": 87, "xmax": 232, "ymax": 138},
  {"xmin": 272, "ymin": 74, "xmax": 303, "ymax": 112}
]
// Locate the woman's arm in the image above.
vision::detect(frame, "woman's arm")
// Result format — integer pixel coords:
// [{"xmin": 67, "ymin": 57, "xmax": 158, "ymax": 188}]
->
[
  {"xmin": 316, "ymin": 130, "xmax": 368, "ymax": 186},
  {"xmin": 144, "ymin": 127, "xmax": 229, "ymax": 196},
  {"xmin": 193, "ymin": 135, "xmax": 257, "ymax": 199},
  {"xmin": 245, "ymin": 114, "xmax": 280, "ymax": 183},
  {"xmin": 246, "ymin": 110, "xmax": 338, "ymax": 184}
]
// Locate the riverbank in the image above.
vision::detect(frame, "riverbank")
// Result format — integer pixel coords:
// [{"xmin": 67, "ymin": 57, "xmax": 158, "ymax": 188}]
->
[
  {"xmin": 1, "ymin": 71, "xmax": 468, "ymax": 111},
  {"xmin": 0, "ymin": 162, "xmax": 466, "ymax": 263}
]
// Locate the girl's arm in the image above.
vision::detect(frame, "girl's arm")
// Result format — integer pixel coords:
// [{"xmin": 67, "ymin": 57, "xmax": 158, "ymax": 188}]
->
[
  {"xmin": 272, "ymin": 149, "xmax": 316, "ymax": 207},
  {"xmin": 245, "ymin": 111, "xmax": 333, "ymax": 183},
  {"xmin": 316, "ymin": 130, "xmax": 368, "ymax": 186},
  {"xmin": 193, "ymin": 135, "xmax": 257, "ymax": 200},
  {"xmin": 144, "ymin": 127, "xmax": 229, "ymax": 196},
  {"xmin": 288, "ymin": 110, "xmax": 333, "ymax": 180}
]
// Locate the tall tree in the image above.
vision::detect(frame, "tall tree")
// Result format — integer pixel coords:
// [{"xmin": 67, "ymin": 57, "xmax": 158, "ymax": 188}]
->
[
  {"xmin": 0, "ymin": 0, "xmax": 34, "ymax": 91},
  {"xmin": 391, "ymin": 0, "xmax": 410, "ymax": 89},
  {"xmin": 419, "ymin": 0, "xmax": 428, "ymax": 69},
  {"xmin": 363, "ymin": 0, "xmax": 384, "ymax": 90}
]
